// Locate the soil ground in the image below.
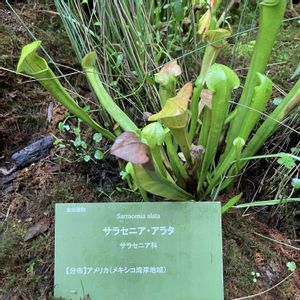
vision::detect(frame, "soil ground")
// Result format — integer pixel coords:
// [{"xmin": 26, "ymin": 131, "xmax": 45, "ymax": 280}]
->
[{"xmin": 0, "ymin": 1, "xmax": 300, "ymax": 299}]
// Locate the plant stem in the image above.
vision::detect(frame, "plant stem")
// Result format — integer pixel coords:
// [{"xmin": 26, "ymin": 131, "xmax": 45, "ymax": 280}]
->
[
  {"xmin": 151, "ymin": 145, "xmax": 167, "ymax": 177},
  {"xmin": 216, "ymin": 79, "xmax": 300, "ymax": 192},
  {"xmin": 197, "ymin": 65, "xmax": 239, "ymax": 195},
  {"xmin": 165, "ymin": 133, "xmax": 190, "ymax": 186},
  {"xmin": 224, "ymin": 0, "xmax": 286, "ymax": 154},
  {"xmin": 171, "ymin": 127, "xmax": 193, "ymax": 166},
  {"xmin": 189, "ymin": 75, "xmax": 203, "ymax": 143}
]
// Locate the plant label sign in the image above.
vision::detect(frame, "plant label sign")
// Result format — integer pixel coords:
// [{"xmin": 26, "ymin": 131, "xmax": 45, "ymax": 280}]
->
[{"xmin": 54, "ymin": 202, "xmax": 223, "ymax": 299}]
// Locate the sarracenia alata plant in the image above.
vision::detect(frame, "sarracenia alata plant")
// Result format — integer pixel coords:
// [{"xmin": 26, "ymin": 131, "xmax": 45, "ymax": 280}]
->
[{"xmin": 16, "ymin": 0, "xmax": 300, "ymax": 206}]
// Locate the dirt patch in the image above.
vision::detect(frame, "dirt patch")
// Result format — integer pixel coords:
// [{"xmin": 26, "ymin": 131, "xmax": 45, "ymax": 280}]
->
[
  {"xmin": 223, "ymin": 211, "xmax": 300, "ymax": 299},
  {"xmin": 0, "ymin": 1, "xmax": 76, "ymax": 156}
]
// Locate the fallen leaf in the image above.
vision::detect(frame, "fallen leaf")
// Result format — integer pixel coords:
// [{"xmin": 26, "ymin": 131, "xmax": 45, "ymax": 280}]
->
[
  {"xmin": 110, "ymin": 132, "xmax": 150, "ymax": 164},
  {"xmin": 46, "ymin": 164, "xmax": 61, "ymax": 173},
  {"xmin": 24, "ymin": 217, "xmax": 51, "ymax": 242}
]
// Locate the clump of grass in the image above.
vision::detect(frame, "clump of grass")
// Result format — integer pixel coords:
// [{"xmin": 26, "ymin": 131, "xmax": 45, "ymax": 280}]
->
[
  {"xmin": 54, "ymin": 0, "xmax": 210, "ymax": 115},
  {"xmin": 0, "ymin": 222, "xmax": 22, "ymax": 268}
]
